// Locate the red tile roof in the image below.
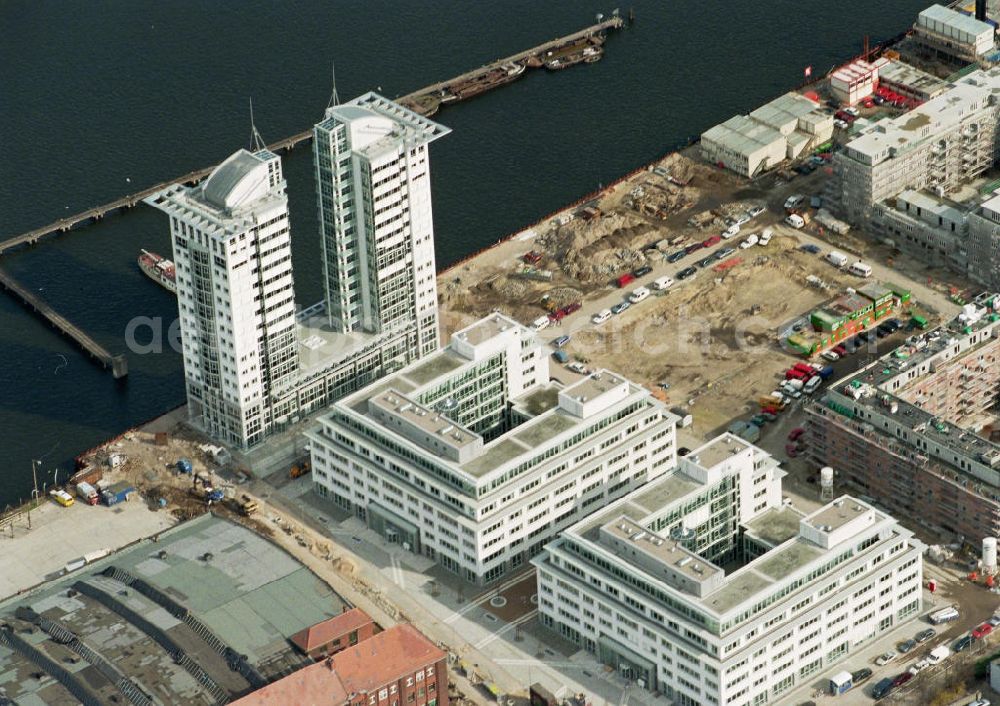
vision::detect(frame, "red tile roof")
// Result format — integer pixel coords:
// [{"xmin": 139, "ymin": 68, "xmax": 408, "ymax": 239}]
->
[
  {"xmin": 290, "ymin": 608, "xmax": 373, "ymax": 654},
  {"xmin": 231, "ymin": 624, "xmax": 445, "ymax": 706},
  {"xmin": 333, "ymin": 624, "xmax": 446, "ymax": 695},
  {"xmin": 229, "ymin": 661, "xmax": 349, "ymax": 706}
]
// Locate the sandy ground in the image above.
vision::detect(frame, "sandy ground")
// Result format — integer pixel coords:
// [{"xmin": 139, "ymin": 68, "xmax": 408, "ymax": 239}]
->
[{"xmin": 438, "ymin": 147, "xmax": 968, "ymax": 443}]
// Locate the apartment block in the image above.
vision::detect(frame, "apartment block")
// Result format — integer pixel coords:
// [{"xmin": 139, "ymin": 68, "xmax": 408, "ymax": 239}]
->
[
  {"xmin": 968, "ymin": 194, "xmax": 1000, "ymax": 290},
  {"xmin": 833, "ymin": 67, "xmax": 1000, "ymax": 226},
  {"xmin": 534, "ymin": 434, "xmax": 923, "ymax": 706},
  {"xmin": 307, "ymin": 313, "xmax": 679, "ymax": 585},
  {"xmin": 807, "ymin": 293, "xmax": 1000, "ymax": 541}
]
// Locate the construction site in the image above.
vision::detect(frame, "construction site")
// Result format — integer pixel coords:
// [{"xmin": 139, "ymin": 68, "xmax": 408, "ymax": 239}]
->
[{"xmin": 437, "ymin": 147, "xmax": 963, "ymax": 436}]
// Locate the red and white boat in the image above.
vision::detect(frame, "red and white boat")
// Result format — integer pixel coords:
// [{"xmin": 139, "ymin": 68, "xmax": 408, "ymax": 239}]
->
[{"xmin": 138, "ymin": 249, "xmax": 176, "ymax": 293}]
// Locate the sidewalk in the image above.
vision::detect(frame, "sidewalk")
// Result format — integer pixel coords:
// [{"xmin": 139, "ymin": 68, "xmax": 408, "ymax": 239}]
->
[{"xmin": 257, "ymin": 472, "xmax": 676, "ymax": 706}]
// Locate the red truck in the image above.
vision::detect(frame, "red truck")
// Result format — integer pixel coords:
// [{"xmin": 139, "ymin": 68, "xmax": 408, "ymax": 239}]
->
[
  {"xmin": 616, "ymin": 273, "xmax": 636, "ymax": 288},
  {"xmin": 785, "ymin": 369, "xmax": 808, "ymax": 380},
  {"xmin": 792, "ymin": 363, "xmax": 815, "ymax": 375}
]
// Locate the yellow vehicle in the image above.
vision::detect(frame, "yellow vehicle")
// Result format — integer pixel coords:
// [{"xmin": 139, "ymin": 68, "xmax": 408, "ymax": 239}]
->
[{"xmin": 49, "ymin": 489, "xmax": 75, "ymax": 507}]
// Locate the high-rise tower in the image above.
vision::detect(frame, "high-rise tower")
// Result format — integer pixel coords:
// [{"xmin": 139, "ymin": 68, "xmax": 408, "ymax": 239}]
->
[
  {"xmin": 313, "ymin": 93, "xmax": 450, "ymax": 358},
  {"xmin": 151, "ymin": 148, "xmax": 297, "ymax": 447}
]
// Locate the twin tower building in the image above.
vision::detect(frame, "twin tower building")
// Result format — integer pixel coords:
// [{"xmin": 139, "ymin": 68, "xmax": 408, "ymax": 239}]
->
[{"xmin": 150, "ymin": 94, "xmax": 451, "ymax": 447}]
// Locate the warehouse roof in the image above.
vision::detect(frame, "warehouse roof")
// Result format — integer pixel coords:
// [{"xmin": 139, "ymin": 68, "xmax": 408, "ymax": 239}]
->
[
  {"xmin": 702, "ymin": 115, "xmax": 784, "ymax": 156},
  {"xmin": 918, "ymin": 4, "xmax": 994, "ymax": 40}
]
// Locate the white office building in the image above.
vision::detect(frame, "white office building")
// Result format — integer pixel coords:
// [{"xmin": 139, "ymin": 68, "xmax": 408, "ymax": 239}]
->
[
  {"xmin": 534, "ymin": 434, "xmax": 924, "ymax": 706},
  {"xmin": 314, "ymin": 92, "xmax": 449, "ymax": 358},
  {"xmin": 307, "ymin": 313, "xmax": 679, "ymax": 585},
  {"xmin": 152, "ymin": 149, "xmax": 298, "ymax": 447}
]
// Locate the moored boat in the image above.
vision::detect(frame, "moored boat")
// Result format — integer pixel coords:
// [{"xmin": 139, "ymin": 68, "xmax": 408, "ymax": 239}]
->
[{"xmin": 138, "ymin": 249, "xmax": 176, "ymax": 293}]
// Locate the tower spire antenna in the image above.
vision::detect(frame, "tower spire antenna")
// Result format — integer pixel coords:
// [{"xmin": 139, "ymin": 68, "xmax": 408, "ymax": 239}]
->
[
  {"xmin": 249, "ymin": 97, "xmax": 266, "ymax": 152},
  {"xmin": 327, "ymin": 60, "xmax": 340, "ymax": 108}
]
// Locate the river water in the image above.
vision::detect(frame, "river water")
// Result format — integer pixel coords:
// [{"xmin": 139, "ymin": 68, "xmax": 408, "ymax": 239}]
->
[{"xmin": 0, "ymin": 0, "xmax": 930, "ymax": 505}]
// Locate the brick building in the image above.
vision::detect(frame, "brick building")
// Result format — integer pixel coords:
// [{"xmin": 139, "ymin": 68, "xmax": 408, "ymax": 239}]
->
[
  {"xmin": 233, "ymin": 624, "xmax": 448, "ymax": 706},
  {"xmin": 290, "ymin": 607, "xmax": 376, "ymax": 660},
  {"xmin": 807, "ymin": 294, "xmax": 1000, "ymax": 542}
]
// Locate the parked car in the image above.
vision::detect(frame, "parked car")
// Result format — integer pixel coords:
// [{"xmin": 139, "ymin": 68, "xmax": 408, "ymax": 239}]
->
[
  {"xmin": 735, "ymin": 214, "xmax": 751, "ymax": 226},
  {"xmin": 788, "ymin": 427, "xmax": 805, "ymax": 442},
  {"xmin": 968, "ymin": 700, "xmax": 991, "ymax": 706},
  {"xmin": 800, "ymin": 244, "xmax": 822, "ymax": 254},
  {"xmin": 668, "ymin": 249, "xmax": 688, "ymax": 263},
  {"xmin": 954, "ymin": 635, "xmax": 974, "ymax": 652},
  {"xmin": 989, "ymin": 615, "xmax": 1000, "ymax": 627},
  {"xmin": 785, "ymin": 443, "xmax": 799, "ymax": 457},
  {"xmin": 915, "ymin": 628, "xmax": 935, "ymax": 643},
  {"xmin": 552, "ymin": 335, "xmax": 571, "ymax": 348},
  {"xmin": 897, "ymin": 639, "xmax": 917, "ymax": 654},
  {"xmin": 702, "ymin": 235, "xmax": 722, "ymax": 248},
  {"xmin": 844, "ymin": 106, "xmax": 860, "ymax": 117},
  {"xmin": 852, "ymin": 668, "xmax": 873, "ymax": 685},
  {"xmin": 833, "ymin": 344, "xmax": 848, "ymax": 357},
  {"xmin": 821, "ymin": 350, "xmax": 840, "ymax": 361},
  {"xmin": 634, "ymin": 265, "xmax": 653, "ymax": 278},
  {"xmin": 908, "ymin": 658, "xmax": 930, "ymax": 674},
  {"xmin": 722, "ymin": 224, "xmax": 740, "ymax": 239},
  {"xmin": 973, "ymin": 623, "xmax": 994, "ymax": 639},
  {"xmin": 785, "ymin": 213, "xmax": 805, "ymax": 229},
  {"xmin": 784, "ymin": 194, "xmax": 805, "ymax": 210},
  {"xmin": 611, "ymin": 301, "xmax": 631, "ymax": 315},
  {"xmin": 747, "ymin": 205, "xmax": 765, "ymax": 218},
  {"xmin": 591, "ymin": 309, "xmax": 612, "ymax": 325},
  {"xmin": 739, "ymin": 234, "xmax": 759, "ymax": 249},
  {"xmin": 713, "ymin": 246, "xmax": 736, "ymax": 261},
  {"xmin": 685, "ymin": 242, "xmax": 704, "ymax": 254},
  {"xmin": 892, "ymin": 672, "xmax": 913, "ymax": 687},
  {"xmin": 874, "ymin": 651, "xmax": 896, "ymax": 666},
  {"xmin": 871, "ymin": 676, "xmax": 894, "ymax": 699},
  {"xmin": 677, "ymin": 266, "xmax": 697, "ymax": 280},
  {"xmin": 695, "ymin": 255, "xmax": 716, "ymax": 269},
  {"xmin": 566, "ymin": 361, "xmax": 588, "ymax": 374},
  {"xmin": 758, "ymin": 228, "xmax": 773, "ymax": 245}
]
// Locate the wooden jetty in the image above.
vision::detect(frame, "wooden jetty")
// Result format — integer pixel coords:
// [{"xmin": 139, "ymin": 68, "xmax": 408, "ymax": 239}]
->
[{"xmin": 0, "ymin": 267, "xmax": 127, "ymax": 378}]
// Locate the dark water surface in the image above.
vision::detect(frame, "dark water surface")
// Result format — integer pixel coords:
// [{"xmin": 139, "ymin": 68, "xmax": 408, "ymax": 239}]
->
[{"xmin": 0, "ymin": 1, "xmax": 929, "ymax": 505}]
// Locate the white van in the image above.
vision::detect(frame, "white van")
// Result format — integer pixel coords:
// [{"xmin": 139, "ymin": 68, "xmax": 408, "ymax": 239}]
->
[
  {"xmin": 591, "ymin": 309, "xmax": 612, "ymax": 325},
  {"xmin": 531, "ymin": 316, "xmax": 550, "ymax": 332},
  {"xmin": 739, "ymin": 233, "xmax": 759, "ymax": 249},
  {"xmin": 785, "ymin": 214, "xmax": 805, "ymax": 229},
  {"xmin": 826, "ymin": 251, "xmax": 848, "ymax": 268},
  {"xmin": 848, "ymin": 261, "xmax": 872, "ymax": 277},
  {"xmin": 803, "ymin": 375, "xmax": 823, "ymax": 394},
  {"xmin": 758, "ymin": 228, "xmax": 773, "ymax": 245},
  {"xmin": 629, "ymin": 287, "xmax": 650, "ymax": 304},
  {"xmin": 722, "ymin": 224, "xmax": 740, "ymax": 239},
  {"xmin": 652, "ymin": 276, "xmax": 674, "ymax": 291}
]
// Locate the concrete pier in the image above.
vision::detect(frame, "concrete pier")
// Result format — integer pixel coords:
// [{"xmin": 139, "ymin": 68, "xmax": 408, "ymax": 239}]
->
[{"xmin": 0, "ymin": 268, "xmax": 127, "ymax": 378}]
